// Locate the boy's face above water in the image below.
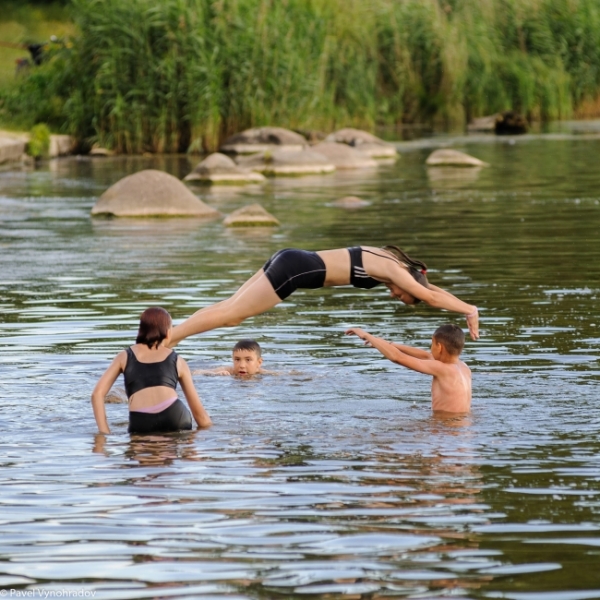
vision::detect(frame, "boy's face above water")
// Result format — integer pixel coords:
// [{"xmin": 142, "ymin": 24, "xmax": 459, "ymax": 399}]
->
[
  {"xmin": 430, "ymin": 337, "xmax": 443, "ymax": 360},
  {"xmin": 232, "ymin": 349, "xmax": 263, "ymax": 376}
]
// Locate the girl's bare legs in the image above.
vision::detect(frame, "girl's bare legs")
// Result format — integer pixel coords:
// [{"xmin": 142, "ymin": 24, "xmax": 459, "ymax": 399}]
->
[{"xmin": 170, "ymin": 270, "xmax": 281, "ymax": 345}]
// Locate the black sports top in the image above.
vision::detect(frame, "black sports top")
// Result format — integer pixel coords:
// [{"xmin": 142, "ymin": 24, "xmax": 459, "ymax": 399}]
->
[
  {"xmin": 124, "ymin": 347, "xmax": 178, "ymax": 399},
  {"xmin": 348, "ymin": 246, "xmax": 383, "ymax": 289}
]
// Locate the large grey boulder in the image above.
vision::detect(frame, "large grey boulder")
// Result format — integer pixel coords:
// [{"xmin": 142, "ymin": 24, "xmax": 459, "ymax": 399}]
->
[
  {"xmin": 312, "ymin": 142, "xmax": 378, "ymax": 169},
  {"xmin": 224, "ymin": 203, "xmax": 280, "ymax": 227},
  {"xmin": 425, "ymin": 149, "xmax": 489, "ymax": 167},
  {"xmin": 236, "ymin": 148, "xmax": 335, "ymax": 176},
  {"xmin": 325, "ymin": 127, "xmax": 397, "ymax": 158},
  {"xmin": 184, "ymin": 153, "xmax": 265, "ymax": 185},
  {"xmin": 220, "ymin": 127, "xmax": 307, "ymax": 154},
  {"xmin": 91, "ymin": 169, "xmax": 221, "ymax": 217}
]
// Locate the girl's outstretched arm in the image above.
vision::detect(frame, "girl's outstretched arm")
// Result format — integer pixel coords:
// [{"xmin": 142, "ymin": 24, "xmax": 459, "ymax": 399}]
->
[
  {"xmin": 415, "ymin": 282, "xmax": 478, "ymax": 340},
  {"xmin": 91, "ymin": 352, "xmax": 126, "ymax": 434},
  {"xmin": 178, "ymin": 358, "xmax": 213, "ymax": 428},
  {"xmin": 383, "ymin": 264, "xmax": 479, "ymax": 339},
  {"xmin": 426, "ymin": 283, "xmax": 479, "ymax": 340}
]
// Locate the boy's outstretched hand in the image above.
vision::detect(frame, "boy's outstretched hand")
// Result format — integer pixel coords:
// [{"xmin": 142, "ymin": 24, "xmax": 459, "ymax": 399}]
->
[{"xmin": 346, "ymin": 327, "xmax": 372, "ymax": 346}]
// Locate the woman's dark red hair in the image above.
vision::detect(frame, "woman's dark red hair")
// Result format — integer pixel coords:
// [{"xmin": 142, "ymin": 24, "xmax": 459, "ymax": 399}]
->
[{"xmin": 136, "ymin": 307, "xmax": 172, "ymax": 349}]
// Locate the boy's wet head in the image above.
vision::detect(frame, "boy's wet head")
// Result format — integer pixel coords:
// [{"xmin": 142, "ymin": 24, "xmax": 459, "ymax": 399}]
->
[
  {"xmin": 432, "ymin": 324, "xmax": 465, "ymax": 356},
  {"xmin": 232, "ymin": 339, "xmax": 263, "ymax": 376}
]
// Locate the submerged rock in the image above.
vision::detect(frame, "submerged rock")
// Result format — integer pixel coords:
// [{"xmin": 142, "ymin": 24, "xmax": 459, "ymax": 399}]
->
[
  {"xmin": 105, "ymin": 387, "xmax": 127, "ymax": 404},
  {"xmin": 184, "ymin": 152, "xmax": 266, "ymax": 184},
  {"xmin": 236, "ymin": 148, "xmax": 335, "ymax": 176},
  {"xmin": 325, "ymin": 128, "xmax": 397, "ymax": 158},
  {"xmin": 425, "ymin": 149, "xmax": 489, "ymax": 167},
  {"xmin": 223, "ymin": 203, "xmax": 280, "ymax": 227},
  {"xmin": 91, "ymin": 169, "xmax": 221, "ymax": 217},
  {"xmin": 331, "ymin": 196, "xmax": 370, "ymax": 208},
  {"xmin": 220, "ymin": 127, "xmax": 307, "ymax": 154},
  {"xmin": 427, "ymin": 166, "xmax": 484, "ymax": 189},
  {"xmin": 312, "ymin": 142, "xmax": 378, "ymax": 169}
]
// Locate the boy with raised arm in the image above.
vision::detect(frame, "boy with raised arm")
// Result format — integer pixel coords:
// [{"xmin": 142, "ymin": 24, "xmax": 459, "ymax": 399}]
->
[{"xmin": 346, "ymin": 323, "xmax": 471, "ymax": 413}]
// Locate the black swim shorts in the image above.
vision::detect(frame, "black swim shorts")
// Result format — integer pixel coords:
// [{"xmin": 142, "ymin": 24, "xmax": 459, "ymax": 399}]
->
[
  {"xmin": 128, "ymin": 398, "xmax": 193, "ymax": 434},
  {"xmin": 262, "ymin": 248, "xmax": 326, "ymax": 300}
]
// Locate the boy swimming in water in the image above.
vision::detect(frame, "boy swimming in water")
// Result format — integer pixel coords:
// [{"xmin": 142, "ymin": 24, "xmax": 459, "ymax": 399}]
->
[
  {"xmin": 193, "ymin": 339, "xmax": 270, "ymax": 377},
  {"xmin": 346, "ymin": 323, "xmax": 471, "ymax": 413}
]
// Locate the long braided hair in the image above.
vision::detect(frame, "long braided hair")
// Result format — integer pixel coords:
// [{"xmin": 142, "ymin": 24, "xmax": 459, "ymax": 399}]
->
[{"xmin": 382, "ymin": 245, "xmax": 429, "ymax": 288}]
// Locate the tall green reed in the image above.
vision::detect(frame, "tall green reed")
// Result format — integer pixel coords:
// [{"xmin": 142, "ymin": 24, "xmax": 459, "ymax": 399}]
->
[{"xmin": 2, "ymin": 0, "xmax": 600, "ymax": 152}]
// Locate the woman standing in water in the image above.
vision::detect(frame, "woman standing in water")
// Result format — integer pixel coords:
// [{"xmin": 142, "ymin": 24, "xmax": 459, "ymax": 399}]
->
[{"xmin": 170, "ymin": 245, "xmax": 479, "ymax": 345}]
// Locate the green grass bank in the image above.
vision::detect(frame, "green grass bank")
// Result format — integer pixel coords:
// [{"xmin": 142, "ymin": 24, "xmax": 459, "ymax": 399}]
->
[
  {"xmin": 2, "ymin": 0, "xmax": 600, "ymax": 153},
  {"xmin": 0, "ymin": 1, "xmax": 72, "ymax": 102}
]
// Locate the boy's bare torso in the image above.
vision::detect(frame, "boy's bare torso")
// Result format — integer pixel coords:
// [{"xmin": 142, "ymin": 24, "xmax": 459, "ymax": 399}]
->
[{"xmin": 431, "ymin": 360, "xmax": 472, "ymax": 413}]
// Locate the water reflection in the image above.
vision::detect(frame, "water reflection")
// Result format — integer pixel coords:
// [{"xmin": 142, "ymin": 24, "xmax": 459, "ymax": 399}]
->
[
  {"xmin": 93, "ymin": 431, "xmax": 202, "ymax": 468},
  {"xmin": 427, "ymin": 166, "xmax": 484, "ymax": 190}
]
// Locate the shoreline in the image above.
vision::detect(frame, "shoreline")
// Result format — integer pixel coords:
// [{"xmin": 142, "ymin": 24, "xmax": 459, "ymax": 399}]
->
[{"xmin": 3, "ymin": 118, "xmax": 600, "ymax": 168}]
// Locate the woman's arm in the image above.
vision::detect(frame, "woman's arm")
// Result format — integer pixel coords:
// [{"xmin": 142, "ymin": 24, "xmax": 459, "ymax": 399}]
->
[
  {"xmin": 91, "ymin": 352, "xmax": 126, "ymax": 434},
  {"xmin": 385, "ymin": 265, "xmax": 479, "ymax": 339},
  {"xmin": 426, "ymin": 283, "xmax": 479, "ymax": 340},
  {"xmin": 178, "ymin": 358, "xmax": 213, "ymax": 428}
]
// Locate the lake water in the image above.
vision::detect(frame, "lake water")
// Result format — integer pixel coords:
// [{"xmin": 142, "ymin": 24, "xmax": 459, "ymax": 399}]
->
[{"xmin": 1, "ymin": 128, "xmax": 600, "ymax": 599}]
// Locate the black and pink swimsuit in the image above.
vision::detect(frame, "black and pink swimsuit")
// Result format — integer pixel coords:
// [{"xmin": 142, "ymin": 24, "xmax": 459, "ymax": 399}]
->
[
  {"xmin": 262, "ymin": 247, "xmax": 382, "ymax": 300},
  {"xmin": 124, "ymin": 347, "xmax": 192, "ymax": 434}
]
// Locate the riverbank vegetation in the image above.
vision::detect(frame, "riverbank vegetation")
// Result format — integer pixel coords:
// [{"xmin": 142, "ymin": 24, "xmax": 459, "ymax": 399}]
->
[
  {"xmin": 0, "ymin": 2, "xmax": 72, "ymax": 99},
  {"xmin": 2, "ymin": 0, "xmax": 600, "ymax": 152}
]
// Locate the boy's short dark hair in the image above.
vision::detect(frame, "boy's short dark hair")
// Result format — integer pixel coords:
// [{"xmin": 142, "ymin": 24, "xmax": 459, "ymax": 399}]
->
[
  {"xmin": 233, "ymin": 339, "xmax": 262, "ymax": 357},
  {"xmin": 433, "ymin": 324, "xmax": 465, "ymax": 356}
]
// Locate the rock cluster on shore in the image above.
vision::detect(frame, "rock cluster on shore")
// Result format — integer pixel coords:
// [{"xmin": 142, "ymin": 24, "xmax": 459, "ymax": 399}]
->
[
  {"xmin": 219, "ymin": 127, "xmax": 308, "ymax": 154},
  {"xmin": 0, "ymin": 131, "xmax": 75, "ymax": 165},
  {"xmin": 3, "ymin": 125, "xmax": 496, "ymax": 219},
  {"xmin": 325, "ymin": 128, "xmax": 398, "ymax": 158},
  {"xmin": 183, "ymin": 127, "xmax": 394, "ymax": 180},
  {"xmin": 234, "ymin": 147, "xmax": 336, "ymax": 176}
]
